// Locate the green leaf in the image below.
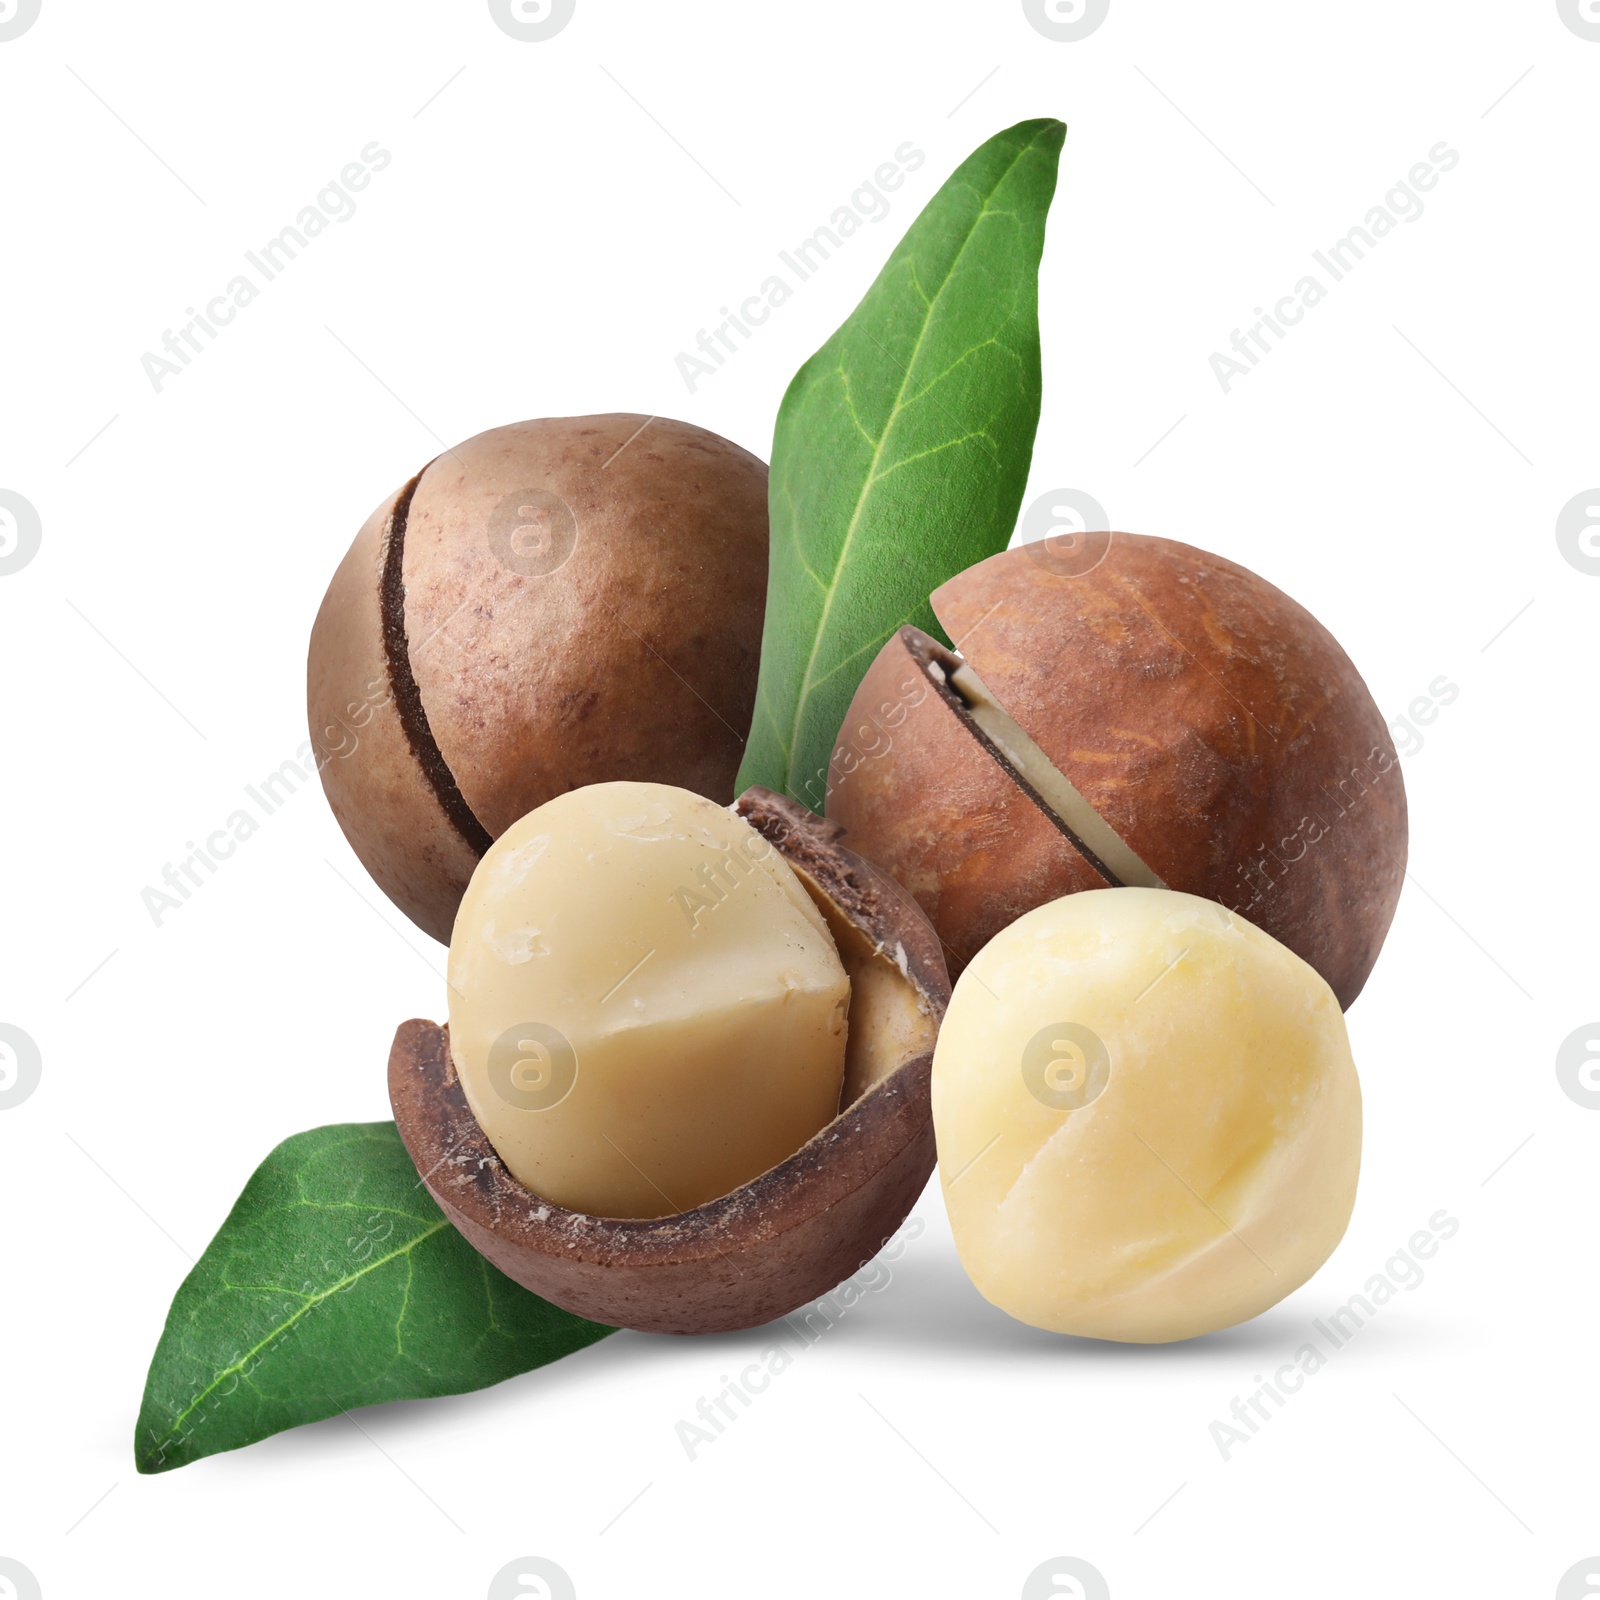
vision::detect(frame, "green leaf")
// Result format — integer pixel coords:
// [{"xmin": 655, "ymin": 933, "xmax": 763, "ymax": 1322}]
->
[
  {"xmin": 135, "ymin": 1122, "xmax": 614, "ymax": 1473},
  {"xmin": 737, "ymin": 118, "xmax": 1066, "ymax": 810}
]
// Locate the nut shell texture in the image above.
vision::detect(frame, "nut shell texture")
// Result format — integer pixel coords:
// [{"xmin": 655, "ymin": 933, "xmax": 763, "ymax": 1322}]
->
[
  {"xmin": 828, "ymin": 627, "xmax": 1108, "ymax": 972},
  {"xmin": 307, "ymin": 479, "xmax": 482, "ymax": 942},
  {"xmin": 830, "ymin": 534, "xmax": 1405, "ymax": 1006},
  {"xmin": 309, "ymin": 415, "xmax": 769, "ymax": 943}
]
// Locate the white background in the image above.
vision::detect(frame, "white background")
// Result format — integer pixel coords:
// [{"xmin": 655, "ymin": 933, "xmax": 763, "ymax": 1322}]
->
[{"xmin": 2, "ymin": 2, "xmax": 1596, "ymax": 1597}]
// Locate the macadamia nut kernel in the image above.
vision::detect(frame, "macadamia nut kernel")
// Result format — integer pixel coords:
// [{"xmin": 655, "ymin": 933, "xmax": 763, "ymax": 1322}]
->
[
  {"xmin": 447, "ymin": 782, "xmax": 851, "ymax": 1219},
  {"xmin": 933, "ymin": 887, "xmax": 1361, "ymax": 1342}
]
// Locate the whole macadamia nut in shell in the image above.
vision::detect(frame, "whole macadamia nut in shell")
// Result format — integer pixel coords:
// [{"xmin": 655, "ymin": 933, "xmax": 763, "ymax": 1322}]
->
[
  {"xmin": 308, "ymin": 415, "xmax": 769, "ymax": 943},
  {"xmin": 826, "ymin": 533, "xmax": 1406, "ymax": 1008}
]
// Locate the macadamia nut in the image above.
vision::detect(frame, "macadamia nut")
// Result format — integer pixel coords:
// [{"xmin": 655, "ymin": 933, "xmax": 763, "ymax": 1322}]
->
[
  {"xmin": 447, "ymin": 782, "xmax": 851, "ymax": 1219},
  {"xmin": 828, "ymin": 535, "xmax": 1407, "ymax": 1008},
  {"xmin": 307, "ymin": 415, "xmax": 770, "ymax": 945},
  {"xmin": 933, "ymin": 887, "xmax": 1361, "ymax": 1342}
]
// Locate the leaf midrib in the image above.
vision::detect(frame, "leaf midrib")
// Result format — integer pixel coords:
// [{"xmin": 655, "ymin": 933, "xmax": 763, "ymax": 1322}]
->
[
  {"xmin": 158, "ymin": 1217, "xmax": 449, "ymax": 1445},
  {"xmin": 778, "ymin": 127, "xmax": 1045, "ymax": 793}
]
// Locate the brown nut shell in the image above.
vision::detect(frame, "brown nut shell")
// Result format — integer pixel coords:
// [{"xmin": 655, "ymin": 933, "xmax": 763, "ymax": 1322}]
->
[
  {"xmin": 828, "ymin": 534, "xmax": 1406, "ymax": 1008},
  {"xmin": 307, "ymin": 478, "xmax": 482, "ymax": 940},
  {"xmin": 388, "ymin": 789, "xmax": 951, "ymax": 1336},
  {"xmin": 825, "ymin": 626, "xmax": 1110, "ymax": 973},
  {"xmin": 309, "ymin": 415, "xmax": 769, "ymax": 944}
]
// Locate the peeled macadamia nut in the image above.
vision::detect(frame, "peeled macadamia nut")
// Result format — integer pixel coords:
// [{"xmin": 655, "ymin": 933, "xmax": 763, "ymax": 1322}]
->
[
  {"xmin": 933, "ymin": 887, "xmax": 1361, "ymax": 1343},
  {"xmin": 447, "ymin": 782, "xmax": 851, "ymax": 1220},
  {"xmin": 308, "ymin": 415, "xmax": 769, "ymax": 945}
]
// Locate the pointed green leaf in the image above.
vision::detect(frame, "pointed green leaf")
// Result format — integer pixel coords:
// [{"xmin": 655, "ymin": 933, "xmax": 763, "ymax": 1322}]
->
[
  {"xmin": 135, "ymin": 1122, "xmax": 614, "ymax": 1473},
  {"xmin": 737, "ymin": 118, "xmax": 1066, "ymax": 810}
]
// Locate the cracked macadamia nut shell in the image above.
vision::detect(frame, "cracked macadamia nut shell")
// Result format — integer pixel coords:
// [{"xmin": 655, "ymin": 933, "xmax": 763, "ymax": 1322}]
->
[
  {"xmin": 307, "ymin": 415, "xmax": 769, "ymax": 944},
  {"xmin": 389, "ymin": 789, "xmax": 951, "ymax": 1335},
  {"xmin": 826, "ymin": 534, "xmax": 1406, "ymax": 1008}
]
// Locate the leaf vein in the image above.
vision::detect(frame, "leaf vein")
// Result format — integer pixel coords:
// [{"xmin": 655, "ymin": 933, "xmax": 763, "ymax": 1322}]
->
[
  {"xmin": 162, "ymin": 1221, "xmax": 450, "ymax": 1440},
  {"xmin": 875, "ymin": 428, "xmax": 998, "ymax": 484},
  {"xmin": 779, "ymin": 132, "xmax": 1045, "ymax": 792}
]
